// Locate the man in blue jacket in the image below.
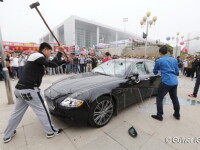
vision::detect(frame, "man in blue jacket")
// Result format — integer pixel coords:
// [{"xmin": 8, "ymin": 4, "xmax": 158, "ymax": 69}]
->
[{"xmin": 152, "ymin": 45, "xmax": 180, "ymax": 121}]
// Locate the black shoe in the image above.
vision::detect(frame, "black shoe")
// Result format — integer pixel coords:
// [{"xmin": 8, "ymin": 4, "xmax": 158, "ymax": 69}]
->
[
  {"xmin": 151, "ymin": 115, "xmax": 163, "ymax": 121},
  {"xmin": 173, "ymin": 114, "xmax": 180, "ymax": 120},
  {"xmin": 3, "ymin": 130, "xmax": 17, "ymax": 143},
  {"xmin": 46, "ymin": 129, "xmax": 63, "ymax": 138},
  {"xmin": 128, "ymin": 126, "xmax": 138, "ymax": 137}
]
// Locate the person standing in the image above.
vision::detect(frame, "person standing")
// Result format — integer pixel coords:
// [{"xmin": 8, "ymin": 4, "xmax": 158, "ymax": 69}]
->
[
  {"xmin": 73, "ymin": 55, "xmax": 79, "ymax": 73},
  {"xmin": 92, "ymin": 56, "xmax": 98, "ymax": 69},
  {"xmin": 188, "ymin": 57, "xmax": 200, "ymax": 98},
  {"xmin": 86, "ymin": 56, "xmax": 92, "ymax": 72},
  {"xmin": 152, "ymin": 45, "xmax": 180, "ymax": 121},
  {"xmin": 3, "ymin": 42, "xmax": 66, "ymax": 143},
  {"xmin": 0, "ymin": 57, "xmax": 3, "ymax": 81},
  {"xmin": 177, "ymin": 56, "xmax": 183, "ymax": 75},
  {"xmin": 102, "ymin": 52, "xmax": 112, "ymax": 63},
  {"xmin": 5, "ymin": 54, "xmax": 12, "ymax": 77},
  {"xmin": 65, "ymin": 54, "xmax": 72, "ymax": 74},
  {"xmin": 18, "ymin": 54, "xmax": 26, "ymax": 78},
  {"xmin": 10, "ymin": 53, "xmax": 19, "ymax": 80},
  {"xmin": 79, "ymin": 54, "xmax": 85, "ymax": 73}
]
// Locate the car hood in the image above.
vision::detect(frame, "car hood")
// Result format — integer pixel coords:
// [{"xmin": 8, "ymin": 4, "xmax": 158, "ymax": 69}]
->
[{"xmin": 45, "ymin": 73, "xmax": 121, "ymax": 99}]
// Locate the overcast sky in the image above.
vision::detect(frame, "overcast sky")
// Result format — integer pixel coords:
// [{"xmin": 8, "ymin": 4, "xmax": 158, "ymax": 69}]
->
[{"xmin": 0, "ymin": 0, "xmax": 200, "ymax": 47}]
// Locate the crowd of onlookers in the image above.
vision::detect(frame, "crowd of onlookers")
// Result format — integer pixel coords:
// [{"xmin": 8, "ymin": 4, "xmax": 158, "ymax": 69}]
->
[
  {"xmin": 177, "ymin": 55, "xmax": 200, "ymax": 80},
  {"xmin": 0, "ymin": 53, "xmax": 28, "ymax": 81},
  {"xmin": 0, "ymin": 50, "xmax": 200, "ymax": 81}
]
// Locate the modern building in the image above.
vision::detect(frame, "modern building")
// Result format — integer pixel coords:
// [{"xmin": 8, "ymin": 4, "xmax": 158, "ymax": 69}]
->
[{"xmin": 40, "ymin": 16, "xmax": 145, "ymax": 48}]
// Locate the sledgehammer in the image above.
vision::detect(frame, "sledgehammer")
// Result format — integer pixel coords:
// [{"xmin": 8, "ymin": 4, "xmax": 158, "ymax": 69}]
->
[{"xmin": 30, "ymin": 2, "xmax": 61, "ymax": 46}]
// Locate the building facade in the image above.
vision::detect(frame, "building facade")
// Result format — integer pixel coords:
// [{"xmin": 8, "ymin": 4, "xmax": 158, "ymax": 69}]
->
[{"xmin": 40, "ymin": 16, "xmax": 144, "ymax": 48}]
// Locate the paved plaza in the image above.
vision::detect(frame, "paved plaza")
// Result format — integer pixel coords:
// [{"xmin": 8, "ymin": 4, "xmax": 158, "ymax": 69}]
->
[{"xmin": 0, "ymin": 74, "xmax": 200, "ymax": 150}]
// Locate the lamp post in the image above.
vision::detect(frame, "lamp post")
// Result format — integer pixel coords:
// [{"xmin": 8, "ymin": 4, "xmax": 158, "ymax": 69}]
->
[
  {"xmin": 140, "ymin": 11, "xmax": 157, "ymax": 58},
  {"xmin": 123, "ymin": 18, "xmax": 128, "ymax": 33},
  {"xmin": 0, "ymin": 28, "xmax": 14, "ymax": 104},
  {"xmin": 172, "ymin": 33, "xmax": 184, "ymax": 58}
]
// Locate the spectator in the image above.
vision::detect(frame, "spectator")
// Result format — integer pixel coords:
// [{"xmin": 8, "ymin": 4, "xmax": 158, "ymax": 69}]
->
[
  {"xmin": 0, "ymin": 57, "xmax": 3, "ymax": 81},
  {"xmin": 10, "ymin": 53, "xmax": 19, "ymax": 80},
  {"xmin": 79, "ymin": 54, "xmax": 85, "ymax": 73},
  {"xmin": 102, "ymin": 52, "xmax": 112, "ymax": 63},
  {"xmin": 86, "ymin": 56, "xmax": 92, "ymax": 72},
  {"xmin": 5, "ymin": 54, "xmax": 12, "ymax": 77},
  {"xmin": 73, "ymin": 55, "xmax": 79, "ymax": 73},
  {"xmin": 177, "ymin": 56, "xmax": 183, "ymax": 74},
  {"xmin": 188, "ymin": 57, "xmax": 200, "ymax": 98},
  {"xmin": 18, "ymin": 54, "xmax": 26, "ymax": 78},
  {"xmin": 65, "ymin": 54, "xmax": 72, "ymax": 74},
  {"xmin": 92, "ymin": 56, "xmax": 98, "ymax": 69}
]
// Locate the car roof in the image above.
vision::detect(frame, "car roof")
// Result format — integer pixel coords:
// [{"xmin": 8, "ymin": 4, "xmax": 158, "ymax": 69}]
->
[{"xmin": 111, "ymin": 59, "xmax": 154, "ymax": 63}]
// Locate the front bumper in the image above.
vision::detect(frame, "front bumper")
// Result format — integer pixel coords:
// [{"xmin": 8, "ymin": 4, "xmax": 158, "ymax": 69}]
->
[{"xmin": 46, "ymin": 97, "xmax": 90, "ymax": 125}]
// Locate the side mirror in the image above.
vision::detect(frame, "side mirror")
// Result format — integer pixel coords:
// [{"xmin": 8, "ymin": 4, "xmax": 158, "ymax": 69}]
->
[
  {"xmin": 129, "ymin": 72, "xmax": 139, "ymax": 78},
  {"xmin": 128, "ymin": 72, "xmax": 140, "ymax": 83}
]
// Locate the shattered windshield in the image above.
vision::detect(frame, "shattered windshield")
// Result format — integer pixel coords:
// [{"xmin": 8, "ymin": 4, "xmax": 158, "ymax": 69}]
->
[{"xmin": 92, "ymin": 59, "xmax": 132, "ymax": 77}]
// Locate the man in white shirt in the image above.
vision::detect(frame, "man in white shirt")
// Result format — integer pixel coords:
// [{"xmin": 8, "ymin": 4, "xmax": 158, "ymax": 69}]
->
[
  {"xmin": 183, "ymin": 60, "xmax": 188, "ymax": 76},
  {"xmin": 10, "ymin": 53, "xmax": 19, "ymax": 80},
  {"xmin": 18, "ymin": 54, "xmax": 26, "ymax": 78}
]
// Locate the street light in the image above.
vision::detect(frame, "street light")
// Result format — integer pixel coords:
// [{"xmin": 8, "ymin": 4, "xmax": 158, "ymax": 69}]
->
[
  {"xmin": 123, "ymin": 18, "xmax": 128, "ymax": 33},
  {"xmin": 140, "ymin": 11, "xmax": 157, "ymax": 58}
]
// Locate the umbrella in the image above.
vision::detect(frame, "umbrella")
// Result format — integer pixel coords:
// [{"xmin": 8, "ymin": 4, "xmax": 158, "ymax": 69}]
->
[{"xmin": 23, "ymin": 50, "xmax": 36, "ymax": 54}]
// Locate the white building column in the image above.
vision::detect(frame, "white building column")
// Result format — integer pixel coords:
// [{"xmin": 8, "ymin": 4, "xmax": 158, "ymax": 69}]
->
[
  {"xmin": 115, "ymin": 31, "xmax": 118, "ymax": 48},
  {"xmin": 97, "ymin": 26, "xmax": 100, "ymax": 45},
  {"xmin": 115, "ymin": 31, "xmax": 118, "ymax": 41}
]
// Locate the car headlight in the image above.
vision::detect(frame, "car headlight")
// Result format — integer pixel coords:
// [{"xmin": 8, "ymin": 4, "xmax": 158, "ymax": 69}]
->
[{"xmin": 60, "ymin": 97, "xmax": 84, "ymax": 108}]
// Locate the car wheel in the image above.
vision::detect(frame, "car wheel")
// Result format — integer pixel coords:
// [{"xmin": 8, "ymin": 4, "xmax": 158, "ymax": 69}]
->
[{"xmin": 89, "ymin": 96, "xmax": 114, "ymax": 127}]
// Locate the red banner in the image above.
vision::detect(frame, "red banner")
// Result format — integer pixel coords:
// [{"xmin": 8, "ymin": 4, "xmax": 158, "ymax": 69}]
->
[
  {"xmin": 53, "ymin": 46, "xmax": 69, "ymax": 53},
  {"xmin": 3, "ymin": 41, "xmax": 39, "ymax": 52}
]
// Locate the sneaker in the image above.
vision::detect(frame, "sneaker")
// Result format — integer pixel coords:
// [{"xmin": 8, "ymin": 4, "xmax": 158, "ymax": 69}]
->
[
  {"xmin": 3, "ymin": 130, "xmax": 17, "ymax": 143},
  {"xmin": 46, "ymin": 129, "xmax": 63, "ymax": 139},
  {"xmin": 188, "ymin": 94, "xmax": 197, "ymax": 98},
  {"xmin": 173, "ymin": 114, "xmax": 180, "ymax": 120},
  {"xmin": 151, "ymin": 115, "xmax": 163, "ymax": 121}
]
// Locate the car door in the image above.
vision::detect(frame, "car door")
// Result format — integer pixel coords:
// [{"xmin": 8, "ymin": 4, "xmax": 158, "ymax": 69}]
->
[
  {"xmin": 144, "ymin": 61, "xmax": 161, "ymax": 97},
  {"xmin": 125, "ymin": 61, "xmax": 150, "ymax": 106}
]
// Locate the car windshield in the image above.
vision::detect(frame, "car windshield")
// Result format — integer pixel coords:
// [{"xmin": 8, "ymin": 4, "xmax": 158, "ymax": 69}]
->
[{"xmin": 92, "ymin": 59, "xmax": 132, "ymax": 77}]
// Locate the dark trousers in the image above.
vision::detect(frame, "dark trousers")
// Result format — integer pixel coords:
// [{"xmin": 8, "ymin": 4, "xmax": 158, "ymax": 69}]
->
[
  {"xmin": 0, "ymin": 70, "xmax": 3, "ymax": 80},
  {"xmin": 73, "ymin": 64, "xmax": 79, "ymax": 73},
  {"xmin": 193, "ymin": 74, "xmax": 200, "ymax": 96},
  {"xmin": 12, "ymin": 67, "xmax": 19, "ymax": 79},
  {"xmin": 19, "ymin": 66, "xmax": 24, "ymax": 78},
  {"xmin": 156, "ymin": 83, "xmax": 180, "ymax": 117},
  {"xmin": 80, "ymin": 64, "xmax": 84, "ymax": 73}
]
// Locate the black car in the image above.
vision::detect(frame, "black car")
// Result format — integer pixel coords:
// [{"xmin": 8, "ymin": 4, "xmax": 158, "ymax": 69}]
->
[{"xmin": 44, "ymin": 59, "xmax": 161, "ymax": 127}]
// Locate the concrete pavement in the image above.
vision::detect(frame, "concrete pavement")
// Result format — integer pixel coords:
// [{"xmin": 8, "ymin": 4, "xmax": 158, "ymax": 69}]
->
[{"xmin": 0, "ymin": 74, "xmax": 200, "ymax": 150}]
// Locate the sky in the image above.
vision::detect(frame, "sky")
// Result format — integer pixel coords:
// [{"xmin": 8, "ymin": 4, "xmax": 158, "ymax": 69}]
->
[{"xmin": 0, "ymin": 0, "xmax": 200, "ymax": 52}]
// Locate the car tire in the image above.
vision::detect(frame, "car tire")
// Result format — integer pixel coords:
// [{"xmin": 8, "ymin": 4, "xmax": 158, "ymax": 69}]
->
[{"xmin": 89, "ymin": 96, "xmax": 114, "ymax": 128}]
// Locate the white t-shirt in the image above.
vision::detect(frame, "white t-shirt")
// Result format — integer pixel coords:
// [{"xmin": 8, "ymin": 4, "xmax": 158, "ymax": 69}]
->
[
  {"xmin": 10, "ymin": 57, "xmax": 19, "ymax": 67},
  {"xmin": 19, "ymin": 58, "xmax": 26, "ymax": 67},
  {"xmin": 183, "ymin": 61, "xmax": 188, "ymax": 67}
]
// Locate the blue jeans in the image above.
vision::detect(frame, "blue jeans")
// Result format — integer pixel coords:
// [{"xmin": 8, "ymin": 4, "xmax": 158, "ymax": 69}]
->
[
  {"xmin": 156, "ymin": 83, "xmax": 180, "ymax": 117},
  {"xmin": 193, "ymin": 74, "xmax": 200, "ymax": 96},
  {"xmin": 66, "ymin": 64, "xmax": 71, "ymax": 74},
  {"xmin": 73, "ymin": 64, "xmax": 79, "ymax": 73}
]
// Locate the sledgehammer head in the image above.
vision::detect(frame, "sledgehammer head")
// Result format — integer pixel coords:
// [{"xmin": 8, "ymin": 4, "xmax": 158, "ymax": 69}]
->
[{"xmin": 30, "ymin": 2, "xmax": 40, "ymax": 9}]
